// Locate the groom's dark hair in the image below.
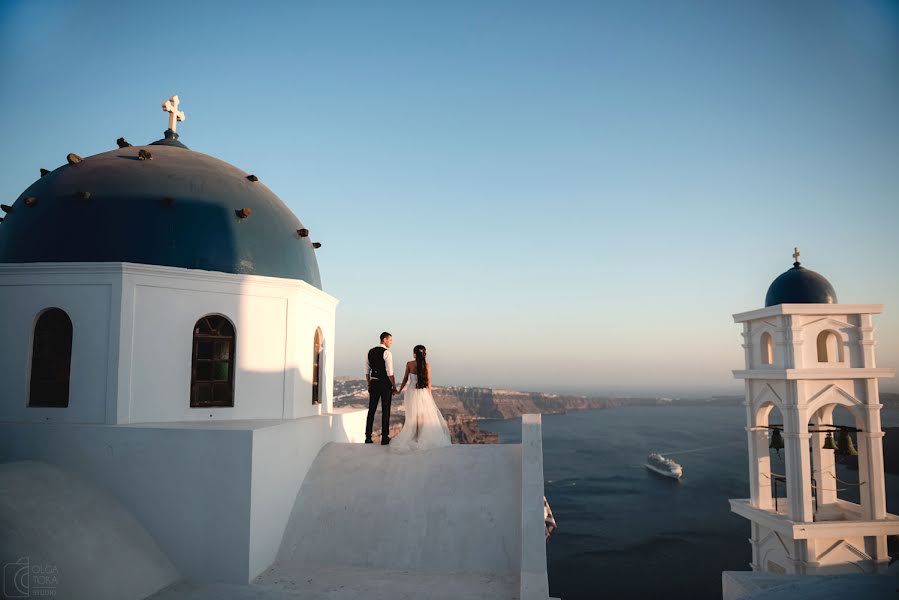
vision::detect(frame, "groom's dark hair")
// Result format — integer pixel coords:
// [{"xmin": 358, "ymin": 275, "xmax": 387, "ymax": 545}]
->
[{"xmin": 380, "ymin": 331, "xmax": 392, "ymax": 341}]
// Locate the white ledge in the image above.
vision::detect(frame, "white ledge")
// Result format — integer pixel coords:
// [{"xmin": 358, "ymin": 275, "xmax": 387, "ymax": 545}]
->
[
  {"xmin": 729, "ymin": 499, "xmax": 899, "ymax": 539},
  {"xmin": 733, "ymin": 368, "xmax": 895, "ymax": 380},
  {"xmin": 0, "ymin": 261, "xmax": 337, "ymax": 305},
  {"xmin": 520, "ymin": 414, "xmax": 549, "ymax": 600},
  {"xmin": 733, "ymin": 304, "xmax": 884, "ymax": 322}
]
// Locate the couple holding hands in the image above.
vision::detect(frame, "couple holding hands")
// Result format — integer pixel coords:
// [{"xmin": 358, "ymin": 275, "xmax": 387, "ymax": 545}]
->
[{"xmin": 364, "ymin": 332, "xmax": 451, "ymax": 452}]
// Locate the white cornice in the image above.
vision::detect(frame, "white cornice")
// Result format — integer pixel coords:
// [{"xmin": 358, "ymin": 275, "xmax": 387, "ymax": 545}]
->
[
  {"xmin": 733, "ymin": 368, "xmax": 895, "ymax": 380},
  {"xmin": 729, "ymin": 499, "xmax": 899, "ymax": 539},
  {"xmin": 0, "ymin": 262, "xmax": 338, "ymax": 306},
  {"xmin": 733, "ymin": 304, "xmax": 884, "ymax": 323}
]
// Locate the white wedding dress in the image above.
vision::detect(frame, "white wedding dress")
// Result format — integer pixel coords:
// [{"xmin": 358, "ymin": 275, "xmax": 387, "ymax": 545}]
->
[{"xmin": 391, "ymin": 373, "xmax": 452, "ymax": 452}]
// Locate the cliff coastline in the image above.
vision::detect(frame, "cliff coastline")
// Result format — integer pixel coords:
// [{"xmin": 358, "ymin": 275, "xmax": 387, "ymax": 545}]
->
[
  {"xmin": 336, "ymin": 379, "xmax": 681, "ymax": 444},
  {"xmin": 336, "ymin": 380, "xmax": 899, "ymax": 446}
]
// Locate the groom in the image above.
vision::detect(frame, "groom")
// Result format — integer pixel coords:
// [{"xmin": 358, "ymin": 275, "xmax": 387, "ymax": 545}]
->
[{"xmin": 365, "ymin": 331, "xmax": 397, "ymax": 445}]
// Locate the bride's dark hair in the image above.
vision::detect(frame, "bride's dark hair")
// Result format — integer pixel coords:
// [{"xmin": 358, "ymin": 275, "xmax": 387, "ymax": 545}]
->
[{"xmin": 413, "ymin": 345, "xmax": 428, "ymax": 389}]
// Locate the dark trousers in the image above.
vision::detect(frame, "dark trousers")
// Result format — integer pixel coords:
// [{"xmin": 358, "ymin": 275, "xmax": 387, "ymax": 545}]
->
[{"xmin": 365, "ymin": 381, "xmax": 393, "ymax": 443}]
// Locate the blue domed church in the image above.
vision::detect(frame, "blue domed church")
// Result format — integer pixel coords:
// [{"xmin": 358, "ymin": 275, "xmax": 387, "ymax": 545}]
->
[
  {"xmin": 0, "ymin": 98, "xmax": 550, "ymax": 600},
  {"xmin": 0, "ymin": 96, "xmax": 331, "ymax": 424},
  {"xmin": 0, "ymin": 98, "xmax": 349, "ymax": 594}
]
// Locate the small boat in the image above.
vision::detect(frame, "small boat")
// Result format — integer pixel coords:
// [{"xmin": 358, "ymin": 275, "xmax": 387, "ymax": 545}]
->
[{"xmin": 646, "ymin": 453, "xmax": 683, "ymax": 479}]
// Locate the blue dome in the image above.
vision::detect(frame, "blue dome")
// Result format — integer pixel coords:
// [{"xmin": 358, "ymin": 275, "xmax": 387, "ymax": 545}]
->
[
  {"xmin": 0, "ymin": 135, "xmax": 321, "ymax": 288},
  {"xmin": 765, "ymin": 261, "xmax": 837, "ymax": 307}
]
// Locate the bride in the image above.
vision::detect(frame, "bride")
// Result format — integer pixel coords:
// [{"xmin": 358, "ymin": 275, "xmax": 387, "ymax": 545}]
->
[{"xmin": 391, "ymin": 345, "xmax": 452, "ymax": 451}]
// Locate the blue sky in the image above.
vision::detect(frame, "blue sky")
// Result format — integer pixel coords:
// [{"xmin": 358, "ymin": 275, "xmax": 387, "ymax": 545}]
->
[{"xmin": 1, "ymin": 1, "xmax": 897, "ymax": 394}]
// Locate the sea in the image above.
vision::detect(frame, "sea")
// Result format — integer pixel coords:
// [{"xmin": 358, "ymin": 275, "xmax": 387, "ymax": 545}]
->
[{"xmin": 480, "ymin": 404, "xmax": 899, "ymax": 600}]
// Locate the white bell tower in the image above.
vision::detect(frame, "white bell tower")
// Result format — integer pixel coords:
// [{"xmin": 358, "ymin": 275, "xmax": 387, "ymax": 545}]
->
[{"xmin": 729, "ymin": 250, "xmax": 899, "ymax": 575}]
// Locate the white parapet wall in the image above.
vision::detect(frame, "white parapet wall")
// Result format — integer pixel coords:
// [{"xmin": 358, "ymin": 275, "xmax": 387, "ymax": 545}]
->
[
  {"xmin": 0, "ymin": 409, "xmax": 368, "ymax": 586},
  {"xmin": 520, "ymin": 413, "xmax": 550, "ymax": 600},
  {"xmin": 247, "ymin": 409, "xmax": 368, "ymax": 579},
  {"xmin": 0, "ymin": 262, "xmax": 338, "ymax": 426},
  {"xmin": 0, "ymin": 409, "xmax": 549, "ymax": 598}
]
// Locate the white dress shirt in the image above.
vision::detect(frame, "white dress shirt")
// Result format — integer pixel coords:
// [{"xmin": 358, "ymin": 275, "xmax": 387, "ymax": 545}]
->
[{"xmin": 365, "ymin": 343, "xmax": 394, "ymax": 378}]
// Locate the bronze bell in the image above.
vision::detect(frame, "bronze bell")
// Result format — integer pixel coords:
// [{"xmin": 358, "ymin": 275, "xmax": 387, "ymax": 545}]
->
[
  {"xmin": 836, "ymin": 430, "xmax": 858, "ymax": 456},
  {"xmin": 769, "ymin": 428, "xmax": 785, "ymax": 451},
  {"xmin": 822, "ymin": 432, "xmax": 837, "ymax": 450}
]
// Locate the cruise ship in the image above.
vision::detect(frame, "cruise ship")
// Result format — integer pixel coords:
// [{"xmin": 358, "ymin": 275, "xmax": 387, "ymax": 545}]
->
[{"xmin": 646, "ymin": 453, "xmax": 683, "ymax": 479}]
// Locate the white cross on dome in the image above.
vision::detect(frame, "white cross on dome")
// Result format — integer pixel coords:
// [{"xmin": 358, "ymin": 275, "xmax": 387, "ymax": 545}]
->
[{"xmin": 162, "ymin": 95, "xmax": 185, "ymax": 133}]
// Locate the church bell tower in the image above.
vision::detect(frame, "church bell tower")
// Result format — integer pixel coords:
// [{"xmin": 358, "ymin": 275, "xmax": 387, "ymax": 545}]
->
[{"xmin": 729, "ymin": 249, "xmax": 898, "ymax": 574}]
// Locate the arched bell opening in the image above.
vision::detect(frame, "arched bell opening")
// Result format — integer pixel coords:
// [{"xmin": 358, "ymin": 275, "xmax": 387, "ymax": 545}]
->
[
  {"xmin": 752, "ymin": 402, "xmax": 786, "ymax": 512},
  {"xmin": 816, "ymin": 329, "xmax": 845, "ymax": 363},
  {"xmin": 760, "ymin": 332, "xmax": 774, "ymax": 366},
  {"xmin": 808, "ymin": 404, "xmax": 866, "ymax": 522}
]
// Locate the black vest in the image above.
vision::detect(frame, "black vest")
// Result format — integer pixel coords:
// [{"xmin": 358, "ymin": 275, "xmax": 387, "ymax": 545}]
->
[{"xmin": 368, "ymin": 346, "xmax": 388, "ymax": 380}]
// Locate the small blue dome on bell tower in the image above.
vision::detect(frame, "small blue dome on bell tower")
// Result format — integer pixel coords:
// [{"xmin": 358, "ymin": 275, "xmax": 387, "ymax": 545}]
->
[{"xmin": 764, "ymin": 248, "xmax": 837, "ymax": 307}]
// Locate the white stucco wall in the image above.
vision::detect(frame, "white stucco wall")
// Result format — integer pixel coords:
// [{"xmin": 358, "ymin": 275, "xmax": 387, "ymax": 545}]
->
[
  {"xmin": 0, "ymin": 421, "xmax": 254, "ymax": 581},
  {"xmin": 793, "ymin": 314, "xmax": 862, "ymax": 369},
  {"xmin": 745, "ymin": 312, "xmax": 868, "ymax": 371},
  {"xmin": 248, "ymin": 417, "xmax": 333, "ymax": 579},
  {"xmin": 0, "ymin": 265, "xmax": 118, "ymax": 423},
  {"xmin": 119, "ymin": 263, "xmax": 338, "ymax": 424},
  {"xmin": 0, "ymin": 263, "xmax": 337, "ymax": 425},
  {"xmin": 747, "ymin": 317, "xmax": 788, "ymax": 370},
  {"xmin": 266, "ymin": 443, "xmax": 523, "ymax": 576},
  {"xmin": 128, "ymin": 280, "xmax": 289, "ymax": 422},
  {"xmin": 754, "ymin": 525, "xmax": 791, "ymax": 573},
  {"xmin": 808, "ymin": 535, "xmax": 875, "ymax": 575}
]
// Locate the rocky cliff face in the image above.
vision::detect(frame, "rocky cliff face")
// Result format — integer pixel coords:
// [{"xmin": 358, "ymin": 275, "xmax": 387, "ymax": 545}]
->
[
  {"xmin": 334, "ymin": 379, "xmax": 664, "ymax": 445},
  {"xmin": 431, "ymin": 386, "xmax": 665, "ymax": 419},
  {"xmin": 445, "ymin": 413, "xmax": 500, "ymax": 444},
  {"xmin": 336, "ymin": 378, "xmax": 665, "ymax": 419},
  {"xmin": 336, "ymin": 380, "xmax": 899, "ymax": 450}
]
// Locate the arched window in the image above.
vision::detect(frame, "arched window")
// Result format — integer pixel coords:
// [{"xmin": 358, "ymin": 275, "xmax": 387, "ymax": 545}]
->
[
  {"xmin": 760, "ymin": 332, "xmax": 774, "ymax": 365},
  {"xmin": 29, "ymin": 308, "xmax": 73, "ymax": 407},
  {"xmin": 190, "ymin": 315, "xmax": 235, "ymax": 408},
  {"xmin": 816, "ymin": 330, "xmax": 843, "ymax": 363},
  {"xmin": 312, "ymin": 328, "xmax": 323, "ymax": 405}
]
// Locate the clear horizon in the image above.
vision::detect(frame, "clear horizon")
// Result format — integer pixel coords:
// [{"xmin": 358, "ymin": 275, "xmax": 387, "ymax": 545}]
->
[{"xmin": 2, "ymin": 1, "xmax": 897, "ymax": 393}]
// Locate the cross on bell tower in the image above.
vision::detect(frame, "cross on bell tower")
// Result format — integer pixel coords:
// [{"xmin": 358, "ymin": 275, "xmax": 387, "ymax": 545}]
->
[{"xmin": 162, "ymin": 95, "xmax": 185, "ymax": 134}]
